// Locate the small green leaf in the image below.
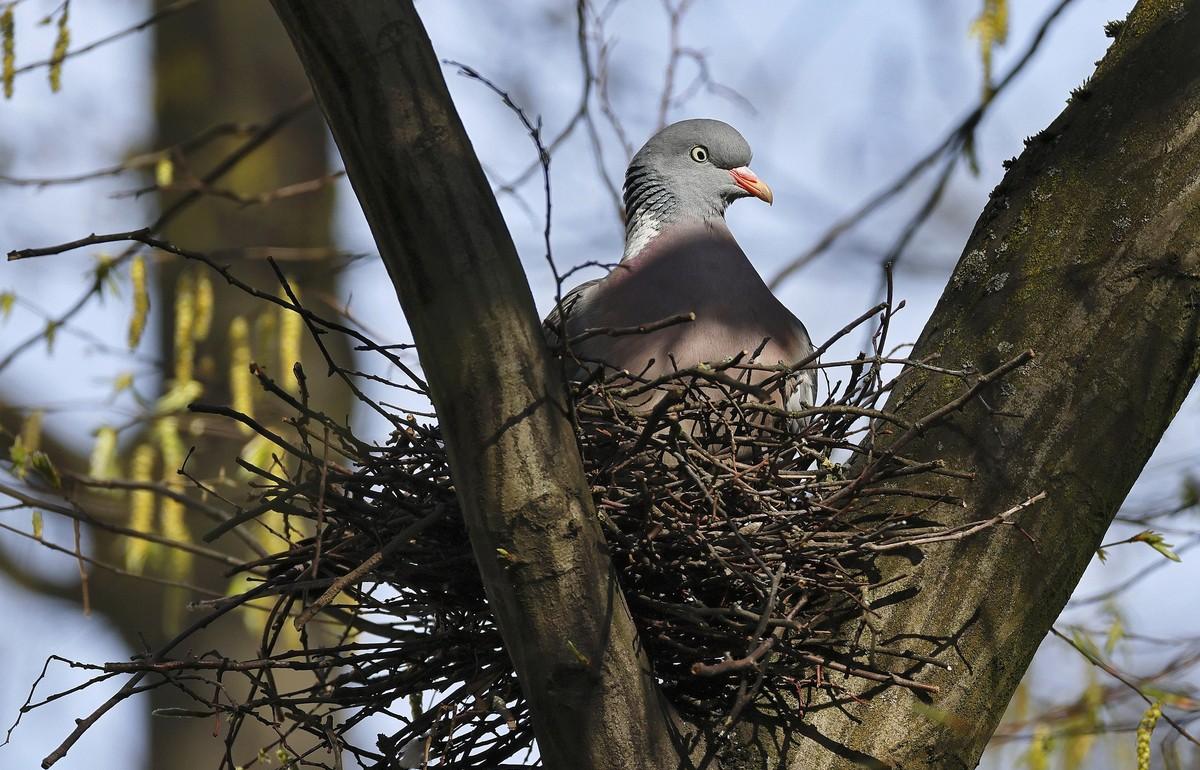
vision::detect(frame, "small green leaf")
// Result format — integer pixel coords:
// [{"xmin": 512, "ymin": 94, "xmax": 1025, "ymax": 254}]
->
[
  {"xmin": 1132, "ymin": 530, "xmax": 1181, "ymax": 562},
  {"xmin": 93, "ymin": 252, "xmax": 120, "ymax": 298},
  {"xmin": 30, "ymin": 451, "xmax": 61, "ymax": 488},
  {"xmin": 43, "ymin": 319, "xmax": 60, "ymax": 353},
  {"xmin": 1149, "ymin": 540, "xmax": 1182, "ymax": 562},
  {"xmin": 31, "ymin": 510, "xmax": 43, "ymax": 539},
  {"xmin": 9, "ymin": 434, "xmax": 28, "ymax": 475},
  {"xmin": 566, "ymin": 639, "xmax": 591, "ymax": 667},
  {"xmin": 1104, "ymin": 614, "xmax": 1124, "ymax": 655}
]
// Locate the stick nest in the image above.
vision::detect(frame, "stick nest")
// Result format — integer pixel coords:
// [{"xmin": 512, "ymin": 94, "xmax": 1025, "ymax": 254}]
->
[{"xmin": 35, "ymin": 296, "xmax": 1034, "ymax": 770}]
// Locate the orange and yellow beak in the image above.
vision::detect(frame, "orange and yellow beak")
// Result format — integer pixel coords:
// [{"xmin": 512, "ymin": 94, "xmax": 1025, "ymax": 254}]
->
[{"xmin": 730, "ymin": 166, "xmax": 773, "ymax": 205}]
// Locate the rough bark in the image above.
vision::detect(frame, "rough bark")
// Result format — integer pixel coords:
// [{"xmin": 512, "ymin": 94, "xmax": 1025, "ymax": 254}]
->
[
  {"xmin": 774, "ymin": 2, "xmax": 1200, "ymax": 767},
  {"xmin": 269, "ymin": 4, "xmax": 689, "ymax": 770},
  {"xmin": 270, "ymin": 1, "xmax": 1200, "ymax": 769}
]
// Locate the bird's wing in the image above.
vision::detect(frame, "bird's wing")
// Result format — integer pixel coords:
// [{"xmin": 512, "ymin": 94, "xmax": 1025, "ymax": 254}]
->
[
  {"xmin": 783, "ymin": 324, "xmax": 818, "ymax": 433},
  {"xmin": 785, "ymin": 366, "xmax": 817, "ymax": 410},
  {"xmin": 542, "ymin": 278, "xmax": 601, "ymax": 349}
]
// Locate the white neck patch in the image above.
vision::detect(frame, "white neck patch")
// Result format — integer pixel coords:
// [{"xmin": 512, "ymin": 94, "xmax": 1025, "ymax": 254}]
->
[{"xmin": 622, "ymin": 215, "xmax": 662, "ymax": 262}]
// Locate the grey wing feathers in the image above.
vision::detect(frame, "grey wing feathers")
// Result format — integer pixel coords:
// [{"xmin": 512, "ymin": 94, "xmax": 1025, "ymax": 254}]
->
[
  {"xmin": 784, "ymin": 333, "xmax": 818, "ymax": 434},
  {"xmin": 542, "ymin": 278, "xmax": 599, "ymax": 347}
]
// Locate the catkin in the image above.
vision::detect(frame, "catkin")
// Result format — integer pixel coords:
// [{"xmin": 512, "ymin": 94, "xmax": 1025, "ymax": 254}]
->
[
  {"xmin": 193, "ymin": 272, "xmax": 213, "ymax": 341},
  {"xmin": 156, "ymin": 417, "xmax": 191, "ymax": 580},
  {"xmin": 2, "ymin": 5, "xmax": 15, "ymax": 99},
  {"xmin": 126, "ymin": 444, "xmax": 156, "ymax": 574},
  {"xmin": 279, "ymin": 285, "xmax": 303, "ymax": 394},
  {"xmin": 20, "ymin": 409, "xmax": 43, "ymax": 452},
  {"xmin": 254, "ymin": 311, "xmax": 277, "ymax": 372},
  {"xmin": 173, "ymin": 271, "xmax": 196, "ymax": 384},
  {"xmin": 1025, "ymin": 724, "xmax": 1049, "ymax": 770},
  {"xmin": 1136, "ymin": 701, "xmax": 1161, "ymax": 770},
  {"xmin": 88, "ymin": 426, "xmax": 119, "ymax": 481},
  {"xmin": 47, "ymin": 4, "xmax": 69, "ymax": 93},
  {"xmin": 229, "ymin": 316, "xmax": 253, "ymax": 432},
  {"xmin": 128, "ymin": 256, "xmax": 149, "ymax": 349},
  {"xmin": 155, "ymin": 155, "xmax": 174, "ymax": 189}
]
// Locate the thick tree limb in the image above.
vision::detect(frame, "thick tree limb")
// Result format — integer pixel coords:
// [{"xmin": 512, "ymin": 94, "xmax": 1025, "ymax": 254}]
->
[
  {"xmin": 268, "ymin": 4, "xmax": 688, "ymax": 770},
  {"xmin": 779, "ymin": 3, "xmax": 1200, "ymax": 768}
]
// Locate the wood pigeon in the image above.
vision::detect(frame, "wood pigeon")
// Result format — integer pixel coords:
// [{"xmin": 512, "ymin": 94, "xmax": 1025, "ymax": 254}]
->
[{"xmin": 547, "ymin": 118, "xmax": 816, "ymax": 427}]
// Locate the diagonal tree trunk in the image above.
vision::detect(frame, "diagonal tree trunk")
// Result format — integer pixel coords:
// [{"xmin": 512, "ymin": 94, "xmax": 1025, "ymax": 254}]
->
[
  {"xmin": 268, "ymin": 5, "xmax": 693, "ymax": 770},
  {"xmin": 783, "ymin": 4, "xmax": 1200, "ymax": 768},
  {"xmin": 270, "ymin": 1, "xmax": 1200, "ymax": 769}
]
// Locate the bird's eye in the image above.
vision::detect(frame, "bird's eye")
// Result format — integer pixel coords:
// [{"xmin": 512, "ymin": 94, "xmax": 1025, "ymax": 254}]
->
[{"xmin": 689, "ymin": 145, "xmax": 709, "ymax": 163}]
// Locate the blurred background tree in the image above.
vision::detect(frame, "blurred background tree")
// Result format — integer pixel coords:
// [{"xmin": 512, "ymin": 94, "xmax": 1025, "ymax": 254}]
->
[{"xmin": 2, "ymin": 0, "xmax": 351, "ymax": 766}]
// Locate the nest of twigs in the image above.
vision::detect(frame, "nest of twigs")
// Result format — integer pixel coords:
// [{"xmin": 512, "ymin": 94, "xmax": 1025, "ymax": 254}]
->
[{"xmin": 40, "ymin": 293, "xmax": 1032, "ymax": 770}]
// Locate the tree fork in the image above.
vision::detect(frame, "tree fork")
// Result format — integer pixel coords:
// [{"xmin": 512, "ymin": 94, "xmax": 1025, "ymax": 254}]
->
[{"xmin": 270, "ymin": 1, "xmax": 1200, "ymax": 769}]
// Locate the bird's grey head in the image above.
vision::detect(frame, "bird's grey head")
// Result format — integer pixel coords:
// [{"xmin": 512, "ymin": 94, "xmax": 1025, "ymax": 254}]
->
[{"xmin": 622, "ymin": 119, "xmax": 772, "ymax": 241}]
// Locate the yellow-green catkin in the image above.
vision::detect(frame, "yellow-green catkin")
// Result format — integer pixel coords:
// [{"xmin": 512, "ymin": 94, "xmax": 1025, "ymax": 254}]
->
[
  {"xmin": 193, "ymin": 272, "xmax": 213, "ymax": 342},
  {"xmin": 154, "ymin": 154, "xmax": 174, "ymax": 189},
  {"xmin": 969, "ymin": 0, "xmax": 1008, "ymax": 98},
  {"xmin": 128, "ymin": 255, "xmax": 149, "ymax": 350},
  {"xmin": 278, "ymin": 285, "xmax": 302, "ymax": 394},
  {"xmin": 20, "ymin": 409, "xmax": 43, "ymax": 452},
  {"xmin": 240, "ymin": 434, "xmax": 288, "ymax": 550},
  {"xmin": 126, "ymin": 444, "xmax": 157, "ymax": 574},
  {"xmin": 155, "ymin": 417, "xmax": 191, "ymax": 580},
  {"xmin": 88, "ymin": 426, "xmax": 119, "ymax": 482},
  {"xmin": 1063, "ymin": 673, "xmax": 1101, "ymax": 770},
  {"xmin": 254, "ymin": 310, "xmax": 277, "ymax": 373},
  {"xmin": 47, "ymin": 3, "xmax": 68, "ymax": 93},
  {"xmin": 155, "ymin": 417, "xmax": 185, "ymax": 479},
  {"xmin": 1025, "ymin": 724, "xmax": 1050, "ymax": 770},
  {"xmin": 1136, "ymin": 701, "xmax": 1162, "ymax": 770},
  {"xmin": 157, "ymin": 416, "xmax": 190, "ymax": 632},
  {"xmin": 2, "ymin": 4, "xmax": 15, "ymax": 99},
  {"xmin": 229, "ymin": 316, "xmax": 253, "ymax": 432},
  {"xmin": 173, "ymin": 271, "xmax": 196, "ymax": 384}
]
